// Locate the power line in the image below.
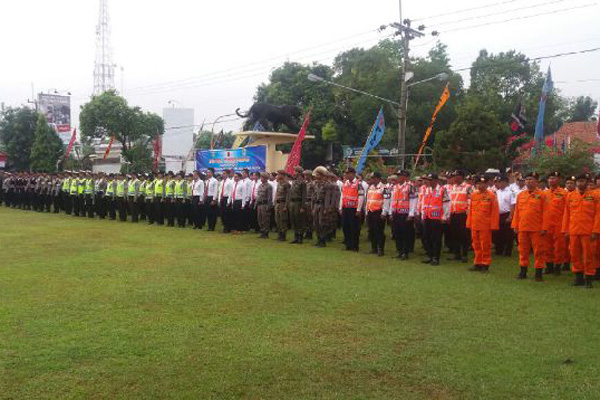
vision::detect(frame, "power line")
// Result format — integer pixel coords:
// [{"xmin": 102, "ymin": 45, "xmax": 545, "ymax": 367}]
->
[
  {"xmin": 413, "ymin": 0, "xmax": 519, "ymax": 21},
  {"xmin": 453, "ymin": 47, "xmax": 600, "ymax": 72},
  {"xmin": 442, "ymin": 3, "xmax": 597, "ymax": 33},
  {"xmin": 429, "ymin": 0, "xmax": 573, "ymax": 27},
  {"xmin": 126, "ymin": 28, "xmax": 382, "ymax": 93}
]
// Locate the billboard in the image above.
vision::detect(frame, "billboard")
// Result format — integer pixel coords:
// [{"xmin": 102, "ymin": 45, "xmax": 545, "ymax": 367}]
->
[
  {"xmin": 195, "ymin": 146, "xmax": 266, "ymax": 173},
  {"xmin": 38, "ymin": 94, "xmax": 71, "ymax": 142}
]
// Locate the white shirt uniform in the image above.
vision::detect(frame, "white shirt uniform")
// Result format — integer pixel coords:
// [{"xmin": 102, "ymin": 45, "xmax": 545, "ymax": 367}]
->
[
  {"xmin": 243, "ymin": 177, "xmax": 253, "ymax": 204},
  {"xmin": 206, "ymin": 177, "xmax": 219, "ymax": 199},
  {"xmin": 495, "ymin": 186, "xmax": 515, "ymax": 213},
  {"xmin": 192, "ymin": 179, "xmax": 205, "ymax": 202},
  {"xmin": 269, "ymin": 180, "xmax": 278, "ymax": 203},
  {"xmin": 218, "ymin": 177, "xmax": 234, "ymax": 201},
  {"xmin": 228, "ymin": 180, "xmax": 248, "ymax": 206}
]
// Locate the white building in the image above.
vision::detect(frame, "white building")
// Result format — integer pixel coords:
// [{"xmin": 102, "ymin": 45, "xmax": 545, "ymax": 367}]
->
[
  {"xmin": 90, "ymin": 137, "xmax": 122, "ymax": 174},
  {"xmin": 162, "ymin": 108, "xmax": 195, "ymax": 173}
]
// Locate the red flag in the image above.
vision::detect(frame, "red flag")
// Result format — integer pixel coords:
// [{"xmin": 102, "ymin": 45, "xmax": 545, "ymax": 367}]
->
[
  {"xmin": 285, "ymin": 108, "xmax": 312, "ymax": 174},
  {"xmin": 64, "ymin": 128, "xmax": 77, "ymax": 159},
  {"xmin": 103, "ymin": 136, "xmax": 115, "ymax": 159},
  {"xmin": 153, "ymin": 134, "xmax": 161, "ymax": 170}
]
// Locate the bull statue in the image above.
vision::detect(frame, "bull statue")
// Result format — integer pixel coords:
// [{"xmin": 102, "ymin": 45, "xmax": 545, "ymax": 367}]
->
[{"xmin": 235, "ymin": 103, "xmax": 301, "ymax": 133}]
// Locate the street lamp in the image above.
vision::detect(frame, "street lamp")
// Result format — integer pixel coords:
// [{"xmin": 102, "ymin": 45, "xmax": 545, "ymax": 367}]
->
[
  {"xmin": 407, "ymin": 72, "xmax": 448, "ymax": 87},
  {"xmin": 308, "ymin": 73, "xmax": 400, "ymax": 106}
]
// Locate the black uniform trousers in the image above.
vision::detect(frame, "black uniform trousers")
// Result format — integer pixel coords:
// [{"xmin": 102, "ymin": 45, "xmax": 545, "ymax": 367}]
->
[
  {"xmin": 146, "ymin": 199, "xmax": 155, "ymax": 224},
  {"xmin": 138, "ymin": 196, "xmax": 146, "ymax": 221},
  {"xmin": 342, "ymin": 207, "xmax": 360, "ymax": 250},
  {"xmin": 191, "ymin": 196, "xmax": 203, "ymax": 228},
  {"xmin": 367, "ymin": 210, "xmax": 386, "ymax": 251},
  {"xmin": 85, "ymin": 195, "xmax": 95, "ymax": 218},
  {"xmin": 154, "ymin": 197, "xmax": 165, "ymax": 225},
  {"xmin": 450, "ymin": 213, "xmax": 469, "ymax": 259},
  {"xmin": 117, "ymin": 196, "xmax": 127, "ymax": 221},
  {"xmin": 220, "ymin": 197, "xmax": 230, "ymax": 232},
  {"xmin": 63, "ymin": 192, "xmax": 72, "ymax": 214},
  {"xmin": 392, "ymin": 213, "xmax": 414, "ymax": 256},
  {"xmin": 96, "ymin": 194, "xmax": 106, "ymax": 219},
  {"xmin": 165, "ymin": 198, "xmax": 175, "ymax": 226},
  {"xmin": 129, "ymin": 196, "xmax": 139, "ymax": 222},
  {"xmin": 108, "ymin": 198, "xmax": 117, "ymax": 220},
  {"xmin": 231, "ymin": 200, "xmax": 244, "ymax": 231},
  {"xmin": 205, "ymin": 196, "xmax": 217, "ymax": 230},
  {"xmin": 72, "ymin": 195, "xmax": 80, "ymax": 216},
  {"xmin": 175, "ymin": 198, "xmax": 185, "ymax": 227},
  {"xmin": 424, "ymin": 218, "xmax": 443, "ymax": 260},
  {"xmin": 494, "ymin": 212, "xmax": 514, "ymax": 256}
]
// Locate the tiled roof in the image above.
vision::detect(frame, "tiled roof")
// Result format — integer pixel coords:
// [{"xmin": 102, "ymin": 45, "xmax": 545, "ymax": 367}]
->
[{"xmin": 547, "ymin": 121, "xmax": 599, "ymax": 147}]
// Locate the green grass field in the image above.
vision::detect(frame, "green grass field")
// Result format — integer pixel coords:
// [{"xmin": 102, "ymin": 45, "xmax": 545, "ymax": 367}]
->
[{"xmin": 1, "ymin": 207, "xmax": 599, "ymax": 399}]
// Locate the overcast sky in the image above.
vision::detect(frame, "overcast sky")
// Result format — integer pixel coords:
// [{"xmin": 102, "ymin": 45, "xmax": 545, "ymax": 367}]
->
[{"xmin": 1, "ymin": 0, "xmax": 598, "ymax": 134}]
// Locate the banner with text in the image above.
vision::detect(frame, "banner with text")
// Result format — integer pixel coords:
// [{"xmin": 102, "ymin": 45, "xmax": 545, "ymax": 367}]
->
[
  {"xmin": 195, "ymin": 145, "xmax": 266, "ymax": 173},
  {"xmin": 38, "ymin": 93, "xmax": 71, "ymax": 143}
]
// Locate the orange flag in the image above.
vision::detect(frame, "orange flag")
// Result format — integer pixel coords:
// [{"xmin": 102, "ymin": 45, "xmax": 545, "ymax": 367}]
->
[{"xmin": 415, "ymin": 84, "xmax": 451, "ymax": 167}]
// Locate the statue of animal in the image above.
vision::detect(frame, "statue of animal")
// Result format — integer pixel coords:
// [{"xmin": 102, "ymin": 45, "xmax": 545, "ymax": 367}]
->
[{"xmin": 236, "ymin": 103, "xmax": 301, "ymax": 133}]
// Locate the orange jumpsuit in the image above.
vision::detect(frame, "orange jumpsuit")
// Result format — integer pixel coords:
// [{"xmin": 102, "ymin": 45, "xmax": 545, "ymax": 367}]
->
[
  {"xmin": 467, "ymin": 189, "xmax": 499, "ymax": 266},
  {"xmin": 543, "ymin": 187, "xmax": 567, "ymax": 265},
  {"xmin": 561, "ymin": 189, "xmax": 600, "ymax": 276},
  {"xmin": 511, "ymin": 189, "xmax": 548, "ymax": 269}
]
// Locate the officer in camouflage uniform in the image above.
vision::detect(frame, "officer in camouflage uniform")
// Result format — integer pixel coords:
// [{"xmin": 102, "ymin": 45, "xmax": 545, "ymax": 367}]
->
[
  {"xmin": 303, "ymin": 170, "xmax": 314, "ymax": 240},
  {"xmin": 274, "ymin": 170, "xmax": 291, "ymax": 241},
  {"xmin": 311, "ymin": 166, "xmax": 328, "ymax": 247},
  {"xmin": 288, "ymin": 166, "xmax": 307, "ymax": 244},
  {"xmin": 255, "ymin": 172, "xmax": 273, "ymax": 238},
  {"xmin": 323, "ymin": 171, "xmax": 341, "ymax": 242}
]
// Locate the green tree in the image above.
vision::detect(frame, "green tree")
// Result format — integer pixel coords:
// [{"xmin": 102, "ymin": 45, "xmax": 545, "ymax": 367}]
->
[
  {"xmin": 434, "ymin": 98, "xmax": 511, "ymax": 172},
  {"xmin": 0, "ymin": 107, "xmax": 37, "ymax": 170},
  {"xmin": 527, "ymin": 140, "xmax": 596, "ymax": 176},
  {"xmin": 30, "ymin": 114, "xmax": 63, "ymax": 172},
  {"xmin": 193, "ymin": 130, "xmax": 236, "ymax": 150},
  {"xmin": 79, "ymin": 90, "xmax": 164, "ymax": 169},
  {"xmin": 564, "ymin": 96, "xmax": 598, "ymax": 122}
]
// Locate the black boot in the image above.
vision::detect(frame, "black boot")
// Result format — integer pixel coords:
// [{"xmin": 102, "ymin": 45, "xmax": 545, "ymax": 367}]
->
[
  {"xmin": 554, "ymin": 264, "xmax": 562, "ymax": 276},
  {"xmin": 595, "ymin": 268, "xmax": 600, "ymax": 281},
  {"xmin": 545, "ymin": 262, "xmax": 555, "ymax": 274},
  {"xmin": 572, "ymin": 272, "xmax": 585, "ymax": 287},
  {"xmin": 297, "ymin": 234, "xmax": 303, "ymax": 245},
  {"xmin": 400, "ymin": 253, "xmax": 408, "ymax": 260},
  {"xmin": 585, "ymin": 275, "xmax": 594, "ymax": 289},
  {"xmin": 305, "ymin": 231, "xmax": 313, "ymax": 240},
  {"xmin": 430, "ymin": 258, "xmax": 440, "ymax": 266},
  {"xmin": 516, "ymin": 267, "xmax": 528, "ymax": 280},
  {"xmin": 534, "ymin": 268, "xmax": 544, "ymax": 282},
  {"xmin": 481, "ymin": 265, "xmax": 490, "ymax": 273},
  {"xmin": 290, "ymin": 233, "xmax": 299, "ymax": 244},
  {"xmin": 469, "ymin": 265, "xmax": 482, "ymax": 272},
  {"xmin": 261, "ymin": 232, "xmax": 269, "ymax": 239},
  {"xmin": 421, "ymin": 258, "xmax": 433, "ymax": 265},
  {"xmin": 278, "ymin": 232, "xmax": 285, "ymax": 242},
  {"xmin": 563, "ymin": 262, "xmax": 571, "ymax": 272}
]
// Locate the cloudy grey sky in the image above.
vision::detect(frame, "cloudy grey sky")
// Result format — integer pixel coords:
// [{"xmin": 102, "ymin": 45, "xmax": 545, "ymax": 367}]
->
[{"xmin": 1, "ymin": 0, "xmax": 598, "ymax": 133}]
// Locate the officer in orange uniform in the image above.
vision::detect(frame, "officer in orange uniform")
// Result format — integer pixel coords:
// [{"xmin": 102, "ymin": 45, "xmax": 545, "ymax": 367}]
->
[
  {"xmin": 543, "ymin": 171, "xmax": 568, "ymax": 275},
  {"xmin": 420, "ymin": 173, "xmax": 450, "ymax": 266},
  {"xmin": 562, "ymin": 174, "xmax": 600, "ymax": 288},
  {"xmin": 366, "ymin": 172, "xmax": 390, "ymax": 256},
  {"xmin": 466, "ymin": 176, "xmax": 499, "ymax": 272},
  {"xmin": 448, "ymin": 170, "xmax": 472, "ymax": 263},
  {"xmin": 386, "ymin": 170, "xmax": 417, "ymax": 260},
  {"xmin": 340, "ymin": 167, "xmax": 364, "ymax": 252},
  {"xmin": 511, "ymin": 172, "xmax": 548, "ymax": 281},
  {"xmin": 563, "ymin": 176, "xmax": 576, "ymax": 271}
]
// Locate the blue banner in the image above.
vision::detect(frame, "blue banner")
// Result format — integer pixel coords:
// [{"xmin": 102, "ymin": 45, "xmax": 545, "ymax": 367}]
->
[
  {"xmin": 356, "ymin": 107, "xmax": 385, "ymax": 174},
  {"xmin": 195, "ymin": 145, "xmax": 266, "ymax": 173},
  {"xmin": 534, "ymin": 66, "xmax": 553, "ymax": 146}
]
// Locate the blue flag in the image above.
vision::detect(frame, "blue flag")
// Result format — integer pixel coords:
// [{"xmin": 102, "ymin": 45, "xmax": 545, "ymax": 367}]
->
[
  {"xmin": 356, "ymin": 108, "xmax": 385, "ymax": 174},
  {"xmin": 534, "ymin": 66, "xmax": 553, "ymax": 145}
]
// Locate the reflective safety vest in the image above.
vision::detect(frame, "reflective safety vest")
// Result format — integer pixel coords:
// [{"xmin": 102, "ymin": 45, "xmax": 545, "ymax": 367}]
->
[
  {"xmin": 84, "ymin": 179, "xmax": 94, "ymax": 195},
  {"xmin": 116, "ymin": 180, "xmax": 126, "ymax": 197},
  {"xmin": 70, "ymin": 179, "xmax": 79, "ymax": 195},
  {"xmin": 77, "ymin": 179, "xmax": 85, "ymax": 195},
  {"xmin": 391, "ymin": 183, "xmax": 411, "ymax": 214},
  {"xmin": 342, "ymin": 180, "xmax": 360, "ymax": 208},
  {"xmin": 423, "ymin": 186, "xmax": 445, "ymax": 220},
  {"xmin": 106, "ymin": 181, "xmax": 115, "ymax": 197},
  {"xmin": 145, "ymin": 181, "xmax": 154, "ymax": 198},
  {"xmin": 175, "ymin": 181, "xmax": 185, "ymax": 198},
  {"xmin": 62, "ymin": 178, "xmax": 71, "ymax": 192},
  {"xmin": 165, "ymin": 181, "xmax": 175, "ymax": 198},
  {"xmin": 450, "ymin": 183, "xmax": 470, "ymax": 214},
  {"xmin": 139, "ymin": 182, "xmax": 146, "ymax": 196},
  {"xmin": 128, "ymin": 179, "xmax": 138, "ymax": 196},
  {"xmin": 366, "ymin": 185, "xmax": 385, "ymax": 212},
  {"xmin": 154, "ymin": 179, "xmax": 164, "ymax": 197}
]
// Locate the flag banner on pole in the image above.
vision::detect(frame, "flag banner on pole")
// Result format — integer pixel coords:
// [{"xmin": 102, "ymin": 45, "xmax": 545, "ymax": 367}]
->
[
  {"xmin": 285, "ymin": 107, "xmax": 312, "ymax": 174},
  {"xmin": 64, "ymin": 128, "xmax": 77, "ymax": 159},
  {"xmin": 153, "ymin": 134, "xmax": 161, "ymax": 170},
  {"xmin": 534, "ymin": 66, "xmax": 553, "ymax": 146},
  {"xmin": 103, "ymin": 136, "xmax": 115, "ymax": 159},
  {"xmin": 596, "ymin": 106, "xmax": 600, "ymax": 139},
  {"xmin": 355, "ymin": 107, "xmax": 385, "ymax": 174},
  {"xmin": 510, "ymin": 98, "xmax": 527, "ymax": 134},
  {"xmin": 415, "ymin": 84, "xmax": 451, "ymax": 167}
]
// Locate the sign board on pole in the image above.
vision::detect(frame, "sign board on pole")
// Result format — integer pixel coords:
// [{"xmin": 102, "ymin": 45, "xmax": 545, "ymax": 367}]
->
[{"xmin": 38, "ymin": 93, "xmax": 71, "ymax": 143}]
